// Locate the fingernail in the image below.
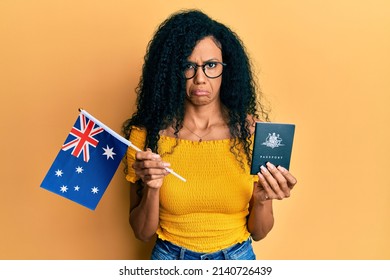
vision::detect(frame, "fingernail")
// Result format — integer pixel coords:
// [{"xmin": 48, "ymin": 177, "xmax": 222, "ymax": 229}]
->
[
  {"xmin": 260, "ymin": 165, "xmax": 268, "ymax": 172},
  {"xmin": 266, "ymin": 162, "xmax": 275, "ymax": 169},
  {"xmin": 277, "ymin": 165, "xmax": 287, "ymax": 172},
  {"xmin": 162, "ymin": 162, "xmax": 171, "ymax": 167}
]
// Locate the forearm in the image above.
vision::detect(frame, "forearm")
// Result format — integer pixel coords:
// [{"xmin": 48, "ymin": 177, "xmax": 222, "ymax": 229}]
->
[
  {"xmin": 247, "ymin": 200, "xmax": 274, "ymax": 241},
  {"xmin": 130, "ymin": 186, "xmax": 160, "ymax": 242}
]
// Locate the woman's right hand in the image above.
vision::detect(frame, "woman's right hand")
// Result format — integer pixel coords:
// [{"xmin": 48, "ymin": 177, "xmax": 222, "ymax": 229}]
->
[{"xmin": 132, "ymin": 148, "xmax": 170, "ymax": 189}]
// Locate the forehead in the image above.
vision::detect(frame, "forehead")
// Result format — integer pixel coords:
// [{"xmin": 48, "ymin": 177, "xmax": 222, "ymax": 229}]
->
[{"xmin": 188, "ymin": 36, "xmax": 222, "ymax": 61}]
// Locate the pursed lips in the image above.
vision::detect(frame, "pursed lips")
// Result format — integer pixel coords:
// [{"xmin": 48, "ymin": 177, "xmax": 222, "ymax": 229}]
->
[{"xmin": 191, "ymin": 89, "xmax": 209, "ymax": 96}]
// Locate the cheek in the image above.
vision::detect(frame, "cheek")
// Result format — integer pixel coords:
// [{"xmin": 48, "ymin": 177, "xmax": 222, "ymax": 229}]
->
[
  {"xmin": 212, "ymin": 78, "xmax": 222, "ymax": 93},
  {"xmin": 185, "ymin": 81, "xmax": 191, "ymax": 96}
]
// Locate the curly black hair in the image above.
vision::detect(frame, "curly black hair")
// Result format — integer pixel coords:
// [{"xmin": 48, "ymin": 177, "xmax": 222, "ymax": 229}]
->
[{"xmin": 122, "ymin": 9, "xmax": 269, "ymax": 170}]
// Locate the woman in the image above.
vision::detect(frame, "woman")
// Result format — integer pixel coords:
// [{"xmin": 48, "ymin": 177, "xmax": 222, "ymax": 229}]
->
[{"xmin": 122, "ymin": 10, "xmax": 297, "ymax": 260}]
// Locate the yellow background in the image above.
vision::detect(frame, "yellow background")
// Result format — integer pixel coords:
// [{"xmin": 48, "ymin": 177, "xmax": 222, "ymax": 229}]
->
[{"xmin": 1, "ymin": 0, "xmax": 389, "ymax": 259}]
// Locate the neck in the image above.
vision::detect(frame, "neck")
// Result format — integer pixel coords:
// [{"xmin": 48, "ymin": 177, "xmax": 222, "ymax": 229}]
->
[{"xmin": 184, "ymin": 102, "xmax": 226, "ymax": 129}]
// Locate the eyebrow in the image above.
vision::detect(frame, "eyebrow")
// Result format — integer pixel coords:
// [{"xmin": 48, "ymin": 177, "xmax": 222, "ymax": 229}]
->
[{"xmin": 187, "ymin": 58, "xmax": 222, "ymax": 64}]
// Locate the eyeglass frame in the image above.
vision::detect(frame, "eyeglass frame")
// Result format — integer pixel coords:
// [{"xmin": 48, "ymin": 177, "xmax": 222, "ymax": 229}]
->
[{"xmin": 183, "ymin": 61, "xmax": 227, "ymax": 80}]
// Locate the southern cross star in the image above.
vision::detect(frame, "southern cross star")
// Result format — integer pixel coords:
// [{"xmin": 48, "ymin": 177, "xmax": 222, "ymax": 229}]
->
[
  {"xmin": 55, "ymin": 169, "xmax": 63, "ymax": 177},
  {"xmin": 60, "ymin": 185, "xmax": 68, "ymax": 193},
  {"xmin": 91, "ymin": 186, "xmax": 99, "ymax": 194}
]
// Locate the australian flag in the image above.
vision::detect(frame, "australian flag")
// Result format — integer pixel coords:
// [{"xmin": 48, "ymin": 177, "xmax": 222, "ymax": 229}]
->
[{"xmin": 41, "ymin": 110, "xmax": 128, "ymax": 210}]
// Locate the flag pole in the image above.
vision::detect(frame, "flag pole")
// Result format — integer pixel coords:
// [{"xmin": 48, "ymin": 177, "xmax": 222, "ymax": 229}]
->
[{"xmin": 78, "ymin": 108, "xmax": 186, "ymax": 182}]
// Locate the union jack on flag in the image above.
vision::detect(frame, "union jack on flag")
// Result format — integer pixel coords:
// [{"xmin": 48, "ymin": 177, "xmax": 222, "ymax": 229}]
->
[
  {"xmin": 61, "ymin": 114, "xmax": 104, "ymax": 162},
  {"xmin": 41, "ymin": 110, "xmax": 129, "ymax": 210}
]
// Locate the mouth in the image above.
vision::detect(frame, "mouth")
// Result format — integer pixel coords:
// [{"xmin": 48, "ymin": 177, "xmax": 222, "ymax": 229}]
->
[{"xmin": 190, "ymin": 89, "xmax": 209, "ymax": 96}]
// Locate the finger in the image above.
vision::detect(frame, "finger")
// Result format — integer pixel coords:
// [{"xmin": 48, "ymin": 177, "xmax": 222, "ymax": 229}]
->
[
  {"xmin": 257, "ymin": 172, "xmax": 276, "ymax": 200},
  {"xmin": 138, "ymin": 166, "xmax": 169, "ymax": 181},
  {"xmin": 259, "ymin": 188, "xmax": 270, "ymax": 201},
  {"xmin": 133, "ymin": 159, "xmax": 160, "ymax": 171},
  {"xmin": 134, "ymin": 149, "xmax": 166, "ymax": 170},
  {"xmin": 277, "ymin": 165, "xmax": 298, "ymax": 189},
  {"xmin": 142, "ymin": 159, "xmax": 169, "ymax": 169},
  {"xmin": 259, "ymin": 189, "xmax": 270, "ymax": 201},
  {"xmin": 142, "ymin": 172, "xmax": 168, "ymax": 181},
  {"xmin": 135, "ymin": 161, "xmax": 170, "ymax": 179},
  {"xmin": 135, "ymin": 150, "xmax": 161, "ymax": 161},
  {"xmin": 260, "ymin": 165, "xmax": 286, "ymax": 200},
  {"xmin": 138, "ymin": 165, "xmax": 169, "ymax": 175},
  {"xmin": 266, "ymin": 162, "xmax": 290, "ymax": 198}
]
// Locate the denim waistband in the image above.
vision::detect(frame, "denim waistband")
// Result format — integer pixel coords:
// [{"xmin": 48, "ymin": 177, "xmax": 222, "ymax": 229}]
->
[{"xmin": 151, "ymin": 237, "xmax": 256, "ymax": 260}]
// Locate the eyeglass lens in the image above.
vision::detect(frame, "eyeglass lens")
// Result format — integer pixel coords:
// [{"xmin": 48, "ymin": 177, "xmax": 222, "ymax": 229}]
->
[{"xmin": 184, "ymin": 62, "xmax": 225, "ymax": 79}]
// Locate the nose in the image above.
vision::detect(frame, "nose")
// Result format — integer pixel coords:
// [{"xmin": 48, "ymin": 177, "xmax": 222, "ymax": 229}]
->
[{"xmin": 193, "ymin": 66, "xmax": 207, "ymax": 84}]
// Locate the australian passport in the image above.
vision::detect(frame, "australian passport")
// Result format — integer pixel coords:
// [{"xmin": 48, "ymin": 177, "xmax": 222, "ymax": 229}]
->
[{"xmin": 250, "ymin": 122, "xmax": 295, "ymax": 175}]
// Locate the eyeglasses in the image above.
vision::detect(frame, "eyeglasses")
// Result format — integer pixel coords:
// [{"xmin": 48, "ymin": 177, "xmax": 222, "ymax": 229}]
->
[{"xmin": 184, "ymin": 61, "xmax": 226, "ymax": 79}]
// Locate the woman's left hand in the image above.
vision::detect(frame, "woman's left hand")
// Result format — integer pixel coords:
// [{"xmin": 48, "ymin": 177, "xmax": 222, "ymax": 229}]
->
[{"xmin": 254, "ymin": 162, "xmax": 297, "ymax": 202}]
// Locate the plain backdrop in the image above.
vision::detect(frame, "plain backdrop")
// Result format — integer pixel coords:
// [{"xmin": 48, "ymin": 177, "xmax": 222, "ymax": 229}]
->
[{"xmin": 1, "ymin": 0, "xmax": 389, "ymax": 259}]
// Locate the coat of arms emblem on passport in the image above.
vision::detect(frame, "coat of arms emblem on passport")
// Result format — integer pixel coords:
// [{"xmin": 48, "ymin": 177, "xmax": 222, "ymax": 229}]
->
[{"xmin": 251, "ymin": 122, "xmax": 295, "ymax": 175}]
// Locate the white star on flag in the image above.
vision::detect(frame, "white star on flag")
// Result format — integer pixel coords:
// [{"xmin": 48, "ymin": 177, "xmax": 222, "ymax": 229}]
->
[
  {"xmin": 41, "ymin": 109, "xmax": 184, "ymax": 211},
  {"xmin": 102, "ymin": 145, "xmax": 116, "ymax": 160},
  {"xmin": 75, "ymin": 166, "xmax": 84, "ymax": 174},
  {"xmin": 91, "ymin": 186, "xmax": 99, "ymax": 194}
]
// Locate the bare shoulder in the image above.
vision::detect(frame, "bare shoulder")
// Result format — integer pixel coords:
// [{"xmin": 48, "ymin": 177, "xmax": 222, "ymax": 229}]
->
[{"xmin": 159, "ymin": 125, "xmax": 176, "ymax": 137}]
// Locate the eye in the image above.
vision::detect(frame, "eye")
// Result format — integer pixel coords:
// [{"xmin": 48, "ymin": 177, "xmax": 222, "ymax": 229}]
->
[
  {"xmin": 205, "ymin": 62, "xmax": 217, "ymax": 69},
  {"xmin": 185, "ymin": 63, "xmax": 196, "ymax": 70}
]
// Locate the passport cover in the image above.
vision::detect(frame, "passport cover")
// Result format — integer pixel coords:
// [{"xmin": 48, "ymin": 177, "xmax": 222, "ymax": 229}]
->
[{"xmin": 250, "ymin": 122, "xmax": 295, "ymax": 175}]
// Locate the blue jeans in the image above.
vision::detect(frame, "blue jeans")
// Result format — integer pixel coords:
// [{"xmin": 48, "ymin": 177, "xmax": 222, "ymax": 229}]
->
[{"xmin": 151, "ymin": 238, "xmax": 256, "ymax": 260}]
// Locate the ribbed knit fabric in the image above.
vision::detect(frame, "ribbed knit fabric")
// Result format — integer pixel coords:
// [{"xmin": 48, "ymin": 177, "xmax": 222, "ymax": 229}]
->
[{"xmin": 126, "ymin": 126, "xmax": 257, "ymax": 253}]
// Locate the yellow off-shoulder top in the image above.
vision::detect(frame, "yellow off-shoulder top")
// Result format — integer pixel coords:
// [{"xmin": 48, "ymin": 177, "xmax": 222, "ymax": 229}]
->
[{"xmin": 126, "ymin": 126, "xmax": 257, "ymax": 253}]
